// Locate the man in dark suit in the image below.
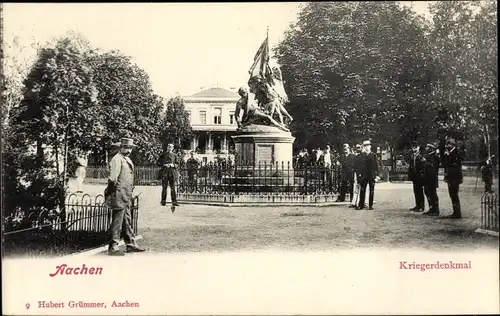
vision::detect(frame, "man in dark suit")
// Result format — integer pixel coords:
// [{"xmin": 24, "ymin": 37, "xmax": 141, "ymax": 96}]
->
[
  {"xmin": 337, "ymin": 144, "xmax": 355, "ymax": 202},
  {"xmin": 478, "ymin": 156, "xmax": 494, "ymax": 193},
  {"xmin": 421, "ymin": 143, "xmax": 440, "ymax": 216},
  {"xmin": 349, "ymin": 144, "xmax": 364, "ymax": 208},
  {"xmin": 158, "ymin": 143, "xmax": 180, "ymax": 208},
  {"xmin": 442, "ymin": 136, "xmax": 464, "ymax": 218},
  {"xmin": 408, "ymin": 143, "xmax": 425, "ymax": 212},
  {"xmin": 357, "ymin": 140, "xmax": 379, "ymax": 210}
]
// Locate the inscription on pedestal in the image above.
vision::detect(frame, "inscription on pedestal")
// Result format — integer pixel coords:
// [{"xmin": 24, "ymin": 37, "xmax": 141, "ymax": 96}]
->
[{"xmin": 257, "ymin": 145, "xmax": 274, "ymax": 164}]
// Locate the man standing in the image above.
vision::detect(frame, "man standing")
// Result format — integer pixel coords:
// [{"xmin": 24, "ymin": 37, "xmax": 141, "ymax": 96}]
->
[
  {"xmin": 337, "ymin": 144, "xmax": 354, "ymax": 202},
  {"xmin": 478, "ymin": 156, "xmax": 494, "ymax": 193},
  {"xmin": 421, "ymin": 143, "xmax": 440, "ymax": 216},
  {"xmin": 105, "ymin": 138, "xmax": 145, "ymax": 256},
  {"xmin": 357, "ymin": 140, "xmax": 379, "ymax": 210},
  {"xmin": 186, "ymin": 151, "xmax": 199, "ymax": 192},
  {"xmin": 408, "ymin": 143, "xmax": 425, "ymax": 212},
  {"xmin": 158, "ymin": 143, "xmax": 180, "ymax": 208},
  {"xmin": 442, "ymin": 136, "xmax": 464, "ymax": 219}
]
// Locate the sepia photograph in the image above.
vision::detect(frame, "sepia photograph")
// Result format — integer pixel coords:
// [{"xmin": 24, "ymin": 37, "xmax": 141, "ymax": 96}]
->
[{"xmin": 1, "ymin": 1, "xmax": 499, "ymax": 315}]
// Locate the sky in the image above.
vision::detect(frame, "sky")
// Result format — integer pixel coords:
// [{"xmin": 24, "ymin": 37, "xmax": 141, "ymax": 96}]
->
[{"xmin": 3, "ymin": 2, "xmax": 433, "ymax": 99}]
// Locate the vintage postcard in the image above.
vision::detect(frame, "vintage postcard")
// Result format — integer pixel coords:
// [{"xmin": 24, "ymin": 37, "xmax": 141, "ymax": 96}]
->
[{"xmin": 2, "ymin": 2, "xmax": 499, "ymax": 315}]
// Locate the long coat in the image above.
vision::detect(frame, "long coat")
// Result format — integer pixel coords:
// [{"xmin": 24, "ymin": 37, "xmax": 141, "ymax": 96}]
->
[
  {"xmin": 105, "ymin": 153, "xmax": 135, "ymax": 210},
  {"xmin": 443, "ymin": 148, "xmax": 463, "ymax": 184},
  {"xmin": 421, "ymin": 152, "xmax": 440, "ymax": 188},
  {"xmin": 408, "ymin": 151, "xmax": 424, "ymax": 184},
  {"xmin": 359, "ymin": 152, "xmax": 379, "ymax": 181}
]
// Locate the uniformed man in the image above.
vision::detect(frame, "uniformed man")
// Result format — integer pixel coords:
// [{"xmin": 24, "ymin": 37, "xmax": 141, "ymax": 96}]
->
[
  {"xmin": 408, "ymin": 143, "xmax": 425, "ymax": 212},
  {"xmin": 442, "ymin": 136, "xmax": 464, "ymax": 219},
  {"xmin": 105, "ymin": 138, "xmax": 145, "ymax": 256},
  {"xmin": 421, "ymin": 143, "xmax": 440, "ymax": 216},
  {"xmin": 357, "ymin": 140, "xmax": 379, "ymax": 210},
  {"xmin": 158, "ymin": 143, "xmax": 180, "ymax": 207}
]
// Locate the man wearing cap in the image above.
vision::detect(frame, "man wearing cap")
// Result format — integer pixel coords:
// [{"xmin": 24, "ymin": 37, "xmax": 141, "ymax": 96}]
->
[
  {"xmin": 357, "ymin": 140, "xmax": 379, "ymax": 210},
  {"xmin": 337, "ymin": 144, "xmax": 354, "ymax": 202},
  {"xmin": 158, "ymin": 143, "xmax": 180, "ymax": 208},
  {"xmin": 421, "ymin": 143, "xmax": 440, "ymax": 216},
  {"xmin": 442, "ymin": 136, "xmax": 464, "ymax": 219},
  {"xmin": 105, "ymin": 138, "xmax": 145, "ymax": 256},
  {"xmin": 408, "ymin": 143, "xmax": 425, "ymax": 212}
]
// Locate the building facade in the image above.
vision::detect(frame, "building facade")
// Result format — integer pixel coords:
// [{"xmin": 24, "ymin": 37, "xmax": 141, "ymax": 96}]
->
[{"xmin": 182, "ymin": 87, "xmax": 240, "ymax": 162}]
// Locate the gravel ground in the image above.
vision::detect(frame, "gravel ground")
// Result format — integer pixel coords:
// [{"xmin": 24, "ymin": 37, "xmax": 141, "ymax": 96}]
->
[{"xmin": 76, "ymin": 178, "xmax": 499, "ymax": 253}]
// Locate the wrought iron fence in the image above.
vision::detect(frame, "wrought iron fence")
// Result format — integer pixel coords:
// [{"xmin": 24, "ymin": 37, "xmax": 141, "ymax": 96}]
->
[
  {"xmin": 480, "ymin": 192, "xmax": 499, "ymax": 233},
  {"xmin": 2, "ymin": 193, "xmax": 140, "ymax": 257},
  {"xmin": 176, "ymin": 161, "xmax": 341, "ymax": 194}
]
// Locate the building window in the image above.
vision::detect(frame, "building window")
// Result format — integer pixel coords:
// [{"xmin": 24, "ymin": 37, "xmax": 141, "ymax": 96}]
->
[
  {"xmin": 229, "ymin": 111, "xmax": 235, "ymax": 124},
  {"xmin": 213, "ymin": 108, "xmax": 222, "ymax": 124},
  {"xmin": 199, "ymin": 110, "xmax": 207, "ymax": 124}
]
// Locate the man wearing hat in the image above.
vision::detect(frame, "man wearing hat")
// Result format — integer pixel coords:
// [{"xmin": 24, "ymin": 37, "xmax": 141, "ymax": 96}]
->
[
  {"xmin": 105, "ymin": 138, "xmax": 145, "ymax": 256},
  {"xmin": 442, "ymin": 135, "xmax": 464, "ymax": 219},
  {"xmin": 407, "ymin": 142, "xmax": 425, "ymax": 212},
  {"xmin": 357, "ymin": 140, "xmax": 379, "ymax": 210},
  {"xmin": 158, "ymin": 143, "xmax": 180, "ymax": 208},
  {"xmin": 421, "ymin": 143, "xmax": 440, "ymax": 216},
  {"xmin": 337, "ymin": 143, "xmax": 354, "ymax": 202}
]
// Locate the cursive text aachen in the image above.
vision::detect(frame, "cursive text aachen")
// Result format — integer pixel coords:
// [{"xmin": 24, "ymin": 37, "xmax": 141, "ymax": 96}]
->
[{"xmin": 49, "ymin": 264, "xmax": 103, "ymax": 277}]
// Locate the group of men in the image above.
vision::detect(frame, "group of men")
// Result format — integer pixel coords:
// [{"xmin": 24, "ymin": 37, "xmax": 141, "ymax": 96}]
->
[
  {"xmin": 336, "ymin": 140, "xmax": 380, "ymax": 210},
  {"xmin": 407, "ymin": 135, "xmax": 464, "ymax": 219}
]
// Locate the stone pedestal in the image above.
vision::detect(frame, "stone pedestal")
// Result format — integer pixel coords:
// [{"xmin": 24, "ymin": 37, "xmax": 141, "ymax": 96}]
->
[
  {"xmin": 232, "ymin": 125, "xmax": 295, "ymax": 166},
  {"xmin": 228, "ymin": 125, "xmax": 296, "ymax": 191}
]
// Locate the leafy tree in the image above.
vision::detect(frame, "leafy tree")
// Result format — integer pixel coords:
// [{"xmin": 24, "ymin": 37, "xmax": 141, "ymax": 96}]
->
[
  {"xmin": 275, "ymin": 2, "xmax": 437, "ymax": 165},
  {"xmin": 429, "ymin": 0, "xmax": 498, "ymax": 161},
  {"xmin": 87, "ymin": 51, "xmax": 164, "ymax": 165},
  {"xmin": 159, "ymin": 96, "xmax": 193, "ymax": 150},
  {"xmin": 6, "ymin": 34, "xmax": 101, "ymax": 218}
]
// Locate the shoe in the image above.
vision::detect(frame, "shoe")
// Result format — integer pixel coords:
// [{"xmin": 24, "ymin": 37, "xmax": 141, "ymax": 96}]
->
[
  {"xmin": 355, "ymin": 206, "xmax": 364, "ymax": 210},
  {"xmin": 368, "ymin": 207, "xmax": 374, "ymax": 210},
  {"xmin": 335, "ymin": 198, "xmax": 345, "ymax": 202},
  {"xmin": 442, "ymin": 214, "xmax": 461, "ymax": 219},
  {"xmin": 108, "ymin": 249, "xmax": 125, "ymax": 256},
  {"xmin": 172, "ymin": 202, "xmax": 180, "ymax": 206},
  {"xmin": 408, "ymin": 207, "xmax": 418, "ymax": 211},
  {"xmin": 160, "ymin": 201, "xmax": 166, "ymax": 206},
  {"xmin": 412, "ymin": 208, "xmax": 424, "ymax": 212},
  {"xmin": 423, "ymin": 211, "xmax": 439, "ymax": 216},
  {"xmin": 126, "ymin": 245, "xmax": 146, "ymax": 253},
  {"xmin": 348, "ymin": 205, "xmax": 356, "ymax": 208}
]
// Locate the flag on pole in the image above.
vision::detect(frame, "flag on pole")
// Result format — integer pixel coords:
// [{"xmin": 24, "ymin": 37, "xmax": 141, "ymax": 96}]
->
[
  {"xmin": 248, "ymin": 30, "xmax": 288, "ymax": 103},
  {"xmin": 248, "ymin": 35, "xmax": 272, "ymax": 81}
]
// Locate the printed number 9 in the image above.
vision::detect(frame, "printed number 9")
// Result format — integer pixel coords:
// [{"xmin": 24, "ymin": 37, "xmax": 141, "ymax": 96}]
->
[{"xmin": 26, "ymin": 303, "xmax": 31, "ymax": 309}]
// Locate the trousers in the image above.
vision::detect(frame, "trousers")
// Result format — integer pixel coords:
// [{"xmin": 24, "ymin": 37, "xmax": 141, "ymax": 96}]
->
[
  {"xmin": 161, "ymin": 177, "xmax": 177, "ymax": 204},
  {"xmin": 339, "ymin": 179, "xmax": 354, "ymax": 201},
  {"xmin": 109, "ymin": 206, "xmax": 135, "ymax": 250},
  {"xmin": 412, "ymin": 181, "xmax": 425, "ymax": 209},
  {"xmin": 358, "ymin": 178, "xmax": 375, "ymax": 209},
  {"xmin": 424, "ymin": 184, "xmax": 439, "ymax": 213},
  {"xmin": 447, "ymin": 181, "xmax": 461, "ymax": 216}
]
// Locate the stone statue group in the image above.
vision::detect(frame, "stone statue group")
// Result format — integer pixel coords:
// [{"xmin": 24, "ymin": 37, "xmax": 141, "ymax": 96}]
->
[{"xmin": 235, "ymin": 59, "xmax": 293, "ymax": 132}]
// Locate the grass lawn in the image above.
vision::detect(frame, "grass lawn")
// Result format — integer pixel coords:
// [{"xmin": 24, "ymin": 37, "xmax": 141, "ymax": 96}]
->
[{"xmin": 77, "ymin": 178, "xmax": 499, "ymax": 253}]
